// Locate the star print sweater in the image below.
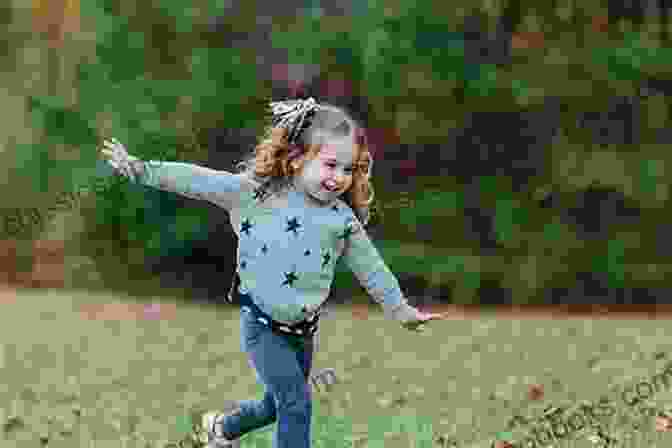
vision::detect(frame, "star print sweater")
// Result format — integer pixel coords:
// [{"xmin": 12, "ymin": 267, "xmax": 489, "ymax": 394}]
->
[{"xmin": 133, "ymin": 160, "xmax": 417, "ymax": 324}]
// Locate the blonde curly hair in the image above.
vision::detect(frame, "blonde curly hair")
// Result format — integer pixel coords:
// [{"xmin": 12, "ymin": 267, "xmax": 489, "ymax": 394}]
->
[{"xmin": 234, "ymin": 103, "xmax": 379, "ymax": 227}]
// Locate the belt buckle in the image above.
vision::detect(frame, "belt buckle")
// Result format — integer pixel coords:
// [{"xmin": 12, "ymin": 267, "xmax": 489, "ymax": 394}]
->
[{"xmin": 301, "ymin": 304, "xmax": 321, "ymax": 321}]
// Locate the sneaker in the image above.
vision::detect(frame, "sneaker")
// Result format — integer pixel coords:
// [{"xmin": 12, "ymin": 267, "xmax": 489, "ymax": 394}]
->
[
  {"xmin": 196, "ymin": 404, "xmax": 241, "ymax": 448},
  {"xmin": 310, "ymin": 367, "xmax": 339, "ymax": 392}
]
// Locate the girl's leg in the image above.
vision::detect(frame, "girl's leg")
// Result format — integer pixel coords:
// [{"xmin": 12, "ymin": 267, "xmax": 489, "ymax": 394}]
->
[{"xmin": 217, "ymin": 307, "xmax": 314, "ymax": 448}]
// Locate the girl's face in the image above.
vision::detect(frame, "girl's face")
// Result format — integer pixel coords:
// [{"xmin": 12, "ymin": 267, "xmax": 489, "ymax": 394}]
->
[{"xmin": 293, "ymin": 135, "xmax": 357, "ymax": 205}]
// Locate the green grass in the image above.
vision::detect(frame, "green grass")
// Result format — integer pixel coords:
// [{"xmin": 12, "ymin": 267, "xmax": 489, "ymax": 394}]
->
[
  {"xmin": 231, "ymin": 405, "xmax": 437, "ymax": 448},
  {"xmin": 1, "ymin": 288, "xmax": 672, "ymax": 448}
]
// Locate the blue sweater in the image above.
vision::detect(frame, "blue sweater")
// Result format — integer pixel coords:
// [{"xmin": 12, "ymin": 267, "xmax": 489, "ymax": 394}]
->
[{"xmin": 137, "ymin": 161, "xmax": 413, "ymax": 324}]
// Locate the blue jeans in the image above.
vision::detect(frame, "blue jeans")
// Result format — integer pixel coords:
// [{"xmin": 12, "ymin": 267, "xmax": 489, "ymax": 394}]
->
[{"xmin": 219, "ymin": 303, "xmax": 315, "ymax": 448}]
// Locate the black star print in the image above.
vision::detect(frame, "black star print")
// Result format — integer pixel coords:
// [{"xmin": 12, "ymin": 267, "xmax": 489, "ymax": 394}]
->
[
  {"xmin": 240, "ymin": 218, "xmax": 253, "ymax": 236},
  {"xmin": 281, "ymin": 270, "xmax": 299, "ymax": 287},
  {"xmin": 321, "ymin": 251, "xmax": 331, "ymax": 269},
  {"xmin": 240, "ymin": 260, "xmax": 247, "ymax": 270},
  {"xmin": 337, "ymin": 224, "xmax": 355, "ymax": 240},
  {"xmin": 261, "ymin": 244, "xmax": 269, "ymax": 254},
  {"xmin": 253, "ymin": 186, "xmax": 268, "ymax": 201},
  {"xmin": 285, "ymin": 217, "xmax": 301, "ymax": 236}
]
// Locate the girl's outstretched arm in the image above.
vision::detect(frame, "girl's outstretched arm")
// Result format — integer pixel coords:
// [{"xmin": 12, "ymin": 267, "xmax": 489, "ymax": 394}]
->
[
  {"xmin": 100, "ymin": 137, "xmax": 254, "ymax": 212},
  {"xmin": 339, "ymin": 214, "xmax": 418, "ymax": 322},
  {"xmin": 339, "ymin": 211, "xmax": 448, "ymax": 331}
]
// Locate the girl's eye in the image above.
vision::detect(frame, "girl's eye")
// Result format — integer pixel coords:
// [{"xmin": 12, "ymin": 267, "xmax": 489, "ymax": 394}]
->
[{"xmin": 326, "ymin": 163, "xmax": 353, "ymax": 173}]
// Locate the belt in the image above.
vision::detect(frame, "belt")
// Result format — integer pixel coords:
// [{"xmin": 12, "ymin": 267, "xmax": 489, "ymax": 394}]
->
[{"xmin": 228, "ymin": 272, "xmax": 322, "ymax": 337}]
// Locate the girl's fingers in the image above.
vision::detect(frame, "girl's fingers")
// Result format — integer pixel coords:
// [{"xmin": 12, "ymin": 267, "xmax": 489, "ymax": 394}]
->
[
  {"xmin": 102, "ymin": 140, "xmax": 129, "ymax": 159},
  {"xmin": 103, "ymin": 138, "xmax": 123, "ymax": 147}
]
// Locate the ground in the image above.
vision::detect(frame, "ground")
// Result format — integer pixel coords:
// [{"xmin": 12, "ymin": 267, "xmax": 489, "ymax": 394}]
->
[{"xmin": 1, "ymin": 285, "xmax": 672, "ymax": 447}]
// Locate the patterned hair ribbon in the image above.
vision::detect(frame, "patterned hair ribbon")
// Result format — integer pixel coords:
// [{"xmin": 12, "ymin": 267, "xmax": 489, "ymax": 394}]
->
[{"xmin": 269, "ymin": 97, "xmax": 321, "ymax": 145}]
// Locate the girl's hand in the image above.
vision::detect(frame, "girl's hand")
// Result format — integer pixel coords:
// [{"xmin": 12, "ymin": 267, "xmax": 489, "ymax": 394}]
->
[
  {"xmin": 400, "ymin": 307, "xmax": 448, "ymax": 333},
  {"xmin": 100, "ymin": 137, "xmax": 142, "ymax": 182}
]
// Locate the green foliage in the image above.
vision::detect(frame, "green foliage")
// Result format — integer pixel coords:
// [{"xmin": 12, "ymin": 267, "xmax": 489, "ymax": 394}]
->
[
  {"xmin": 397, "ymin": 190, "xmax": 464, "ymax": 228},
  {"xmin": 542, "ymin": 221, "xmax": 564, "ymax": 243},
  {"xmin": 358, "ymin": 5, "xmax": 519, "ymax": 102},
  {"xmin": 494, "ymin": 198, "xmax": 517, "ymax": 244},
  {"xmin": 606, "ymin": 239, "xmax": 627, "ymax": 287},
  {"xmin": 13, "ymin": 0, "xmax": 672, "ymax": 301},
  {"xmin": 28, "ymin": 96, "xmax": 98, "ymax": 148},
  {"xmin": 187, "ymin": 47, "xmax": 261, "ymax": 127},
  {"xmin": 93, "ymin": 15, "xmax": 146, "ymax": 84},
  {"xmin": 11, "ymin": 142, "xmax": 53, "ymax": 196},
  {"xmin": 639, "ymin": 159, "xmax": 664, "ymax": 196},
  {"xmin": 33, "ymin": 3, "xmax": 249, "ymax": 269},
  {"xmin": 592, "ymin": 31, "xmax": 672, "ymax": 83},
  {"xmin": 154, "ymin": 1, "xmax": 199, "ymax": 33},
  {"xmin": 271, "ymin": 17, "xmax": 325, "ymax": 67}
]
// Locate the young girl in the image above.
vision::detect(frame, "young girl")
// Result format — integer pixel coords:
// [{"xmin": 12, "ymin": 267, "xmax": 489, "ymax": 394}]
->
[{"xmin": 100, "ymin": 97, "xmax": 445, "ymax": 448}]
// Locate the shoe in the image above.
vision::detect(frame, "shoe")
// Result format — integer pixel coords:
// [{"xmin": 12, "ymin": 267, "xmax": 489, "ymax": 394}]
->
[
  {"xmin": 310, "ymin": 367, "xmax": 338, "ymax": 392},
  {"xmin": 197, "ymin": 405, "xmax": 241, "ymax": 448}
]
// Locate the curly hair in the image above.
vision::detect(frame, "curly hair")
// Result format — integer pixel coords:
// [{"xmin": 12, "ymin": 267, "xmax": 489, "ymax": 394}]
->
[{"xmin": 234, "ymin": 103, "xmax": 379, "ymax": 227}]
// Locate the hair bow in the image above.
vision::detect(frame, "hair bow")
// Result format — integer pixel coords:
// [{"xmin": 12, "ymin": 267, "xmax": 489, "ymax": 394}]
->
[{"xmin": 269, "ymin": 97, "xmax": 321, "ymax": 145}]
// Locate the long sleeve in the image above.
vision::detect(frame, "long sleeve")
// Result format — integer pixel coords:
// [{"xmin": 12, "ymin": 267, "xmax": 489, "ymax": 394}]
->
[
  {"xmin": 340, "ymin": 216, "xmax": 418, "ymax": 322},
  {"xmin": 137, "ymin": 161, "xmax": 254, "ymax": 212}
]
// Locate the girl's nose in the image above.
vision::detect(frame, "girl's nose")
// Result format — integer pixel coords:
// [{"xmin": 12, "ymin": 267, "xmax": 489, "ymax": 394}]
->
[{"xmin": 332, "ymin": 173, "xmax": 347, "ymax": 184}]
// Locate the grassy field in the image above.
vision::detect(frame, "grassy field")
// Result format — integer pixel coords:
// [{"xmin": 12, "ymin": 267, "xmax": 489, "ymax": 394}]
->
[{"xmin": 1, "ymin": 287, "xmax": 672, "ymax": 448}]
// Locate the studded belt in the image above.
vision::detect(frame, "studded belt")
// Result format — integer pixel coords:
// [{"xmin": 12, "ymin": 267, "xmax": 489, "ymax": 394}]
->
[{"xmin": 229, "ymin": 272, "xmax": 321, "ymax": 337}]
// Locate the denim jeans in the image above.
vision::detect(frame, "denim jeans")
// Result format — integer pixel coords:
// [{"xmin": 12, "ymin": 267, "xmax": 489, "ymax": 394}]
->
[{"xmin": 219, "ymin": 299, "xmax": 315, "ymax": 448}]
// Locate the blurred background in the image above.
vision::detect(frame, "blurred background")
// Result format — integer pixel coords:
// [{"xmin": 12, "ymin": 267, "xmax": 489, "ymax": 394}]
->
[{"xmin": 2, "ymin": 0, "xmax": 672, "ymax": 307}]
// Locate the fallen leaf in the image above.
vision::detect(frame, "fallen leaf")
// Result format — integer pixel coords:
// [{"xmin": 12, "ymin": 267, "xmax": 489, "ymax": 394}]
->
[
  {"xmin": 591, "ymin": 16, "xmax": 610, "ymax": 33},
  {"xmin": 528, "ymin": 384, "xmax": 544, "ymax": 401},
  {"xmin": 511, "ymin": 32, "xmax": 545, "ymax": 50}
]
